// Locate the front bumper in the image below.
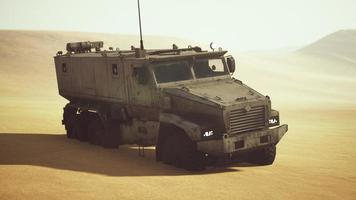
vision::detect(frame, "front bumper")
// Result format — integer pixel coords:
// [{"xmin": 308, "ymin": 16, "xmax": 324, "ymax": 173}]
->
[{"xmin": 197, "ymin": 124, "xmax": 288, "ymax": 156}]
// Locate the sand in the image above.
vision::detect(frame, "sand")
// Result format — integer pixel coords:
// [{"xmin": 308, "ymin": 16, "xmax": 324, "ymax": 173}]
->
[{"xmin": 0, "ymin": 30, "xmax": 355, "ymax": 200}]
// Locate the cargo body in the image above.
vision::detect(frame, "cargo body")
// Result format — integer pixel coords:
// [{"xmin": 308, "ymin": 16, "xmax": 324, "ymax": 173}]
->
[{"xmin": 54, "ymin": 42, "xmax": 288, "ymax": 171}]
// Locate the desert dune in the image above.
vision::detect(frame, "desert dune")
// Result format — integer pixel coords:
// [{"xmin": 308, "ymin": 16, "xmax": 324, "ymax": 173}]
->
[{"xmin": 0, "ymin": 30, "xmax": 355, "ymax": 200}]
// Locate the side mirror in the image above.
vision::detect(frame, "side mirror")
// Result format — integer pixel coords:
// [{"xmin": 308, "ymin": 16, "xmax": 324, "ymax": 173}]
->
[
  {"xmin": 226, "ymin": 55, "xmax": 236, "ymax": 74},
  {"xmin": 133, "ymin": 65, "xmax": 148, "ymax": 85}
]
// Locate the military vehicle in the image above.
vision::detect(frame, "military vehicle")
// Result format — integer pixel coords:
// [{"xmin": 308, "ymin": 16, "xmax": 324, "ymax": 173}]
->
[
  {"xmin": 54, "ymin": 0, "xmax": 287, "ymax": 171},
  {"xmin": 54, "ymin": 40, "xmax": 288, "ymax": 171}
]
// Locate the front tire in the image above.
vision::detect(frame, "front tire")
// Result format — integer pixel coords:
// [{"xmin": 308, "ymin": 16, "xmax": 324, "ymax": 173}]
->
[
  {"xmin": 159, "ymin": 127, "xmax": 205, "ymax": 171},
  {"xmin": 247, "ymin": 145, "xmax": 276, "ymax": 165}
]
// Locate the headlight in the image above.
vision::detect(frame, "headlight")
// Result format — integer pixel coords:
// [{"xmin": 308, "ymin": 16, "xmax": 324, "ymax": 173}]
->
[
  {"xmin": 268, "ymin": 115, "xmax": 280, "ymax": 127},
  {"xmin": 201, "ymin": 129, "xmax": 220, "ymax": 140},
  {"xmin": 203, "ymin": 130, "xmax": 214, "ymax": 137},
  {"xmin": 269, "ymin": 110, "xmax": 280, "ymax": 127}
]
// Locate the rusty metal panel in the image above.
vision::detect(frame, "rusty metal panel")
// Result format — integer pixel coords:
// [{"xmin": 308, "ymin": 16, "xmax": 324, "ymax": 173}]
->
[
  {"xmin": 54, "ymin": 57, "xmax": 63, "ymax": 92},
  {"xmin": 55, "ymin": 56, "xmax": 72, "ymax": 94},
  {"xmin": 106, "ymin": 57, "xmax": 126, "ymax": 102},
  {"xmin": 120, "ymin": 119, "xmax": 160, "ymax": 146},
  {"xmin": 80, "ymin": 57, "xmax": 96, "ymax": 95},
  {"xmin": 126, "ymin": 61, "xmax": 154, "ymax": 107},
  {"xmin": 70, "ymin": 57, "xmax": 82, "ymax": 93},
  {"xmin": 93, "ymin": 57, "xmax": 109, "ymax": 97}
]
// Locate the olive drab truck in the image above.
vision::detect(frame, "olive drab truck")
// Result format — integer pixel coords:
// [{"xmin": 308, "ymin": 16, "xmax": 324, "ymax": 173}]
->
[{"xmin": 54, "ymin": 41, "xmax": 288, "ymax": 171}]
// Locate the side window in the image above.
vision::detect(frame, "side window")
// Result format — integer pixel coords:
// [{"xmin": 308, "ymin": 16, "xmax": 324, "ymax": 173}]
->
[
  {"xmin": 112, "ymin": 64, "xmax": 118, "ymax": 76},
  {"xmin": 133, "ymin": 65, "xmax": 149, "ymax": 85},
  {"xmin": 62, "ymin": 63, "xmax": 67, "ymax": 73}
]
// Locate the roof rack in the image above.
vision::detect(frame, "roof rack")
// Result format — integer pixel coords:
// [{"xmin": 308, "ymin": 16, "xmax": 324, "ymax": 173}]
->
[{"xmin": 147, "ymin": 46, "xmax": 203, "ymax": 55}]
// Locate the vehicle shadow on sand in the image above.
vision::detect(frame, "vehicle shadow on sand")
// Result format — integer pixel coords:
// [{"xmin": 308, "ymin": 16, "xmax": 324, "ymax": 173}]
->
[{"xmin": 0, "ymin": 133, "xmax": 260, "ymax": 176}]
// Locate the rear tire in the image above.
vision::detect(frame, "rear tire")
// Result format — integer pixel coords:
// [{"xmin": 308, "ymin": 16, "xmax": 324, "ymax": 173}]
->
[
  {"xmin": 247, "ymin": 145, "xmax": 276, "ymax": 165},
  {"xmin": 88, "ymin": 117, "xmax": 104, "ymax": 145},
  {"xmin": 101, "ymin": 120, "xmax": 120, "ymax": 149},
  {"xmin": 75, "ymin": 111, "xmax": 92, "ymax": 142},
  {"xmin": 63, "ymin": 106, "xmax": 77, "ymax": 139},
  {"xmin": 71, "ymin": 115, "xmax": 82, "ymax": 140},
  {"xmin": 87, "ymin": 116, "xmax": 120, "ymax": 148}
]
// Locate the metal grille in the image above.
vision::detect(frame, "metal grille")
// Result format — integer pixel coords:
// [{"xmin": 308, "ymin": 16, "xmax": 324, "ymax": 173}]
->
[{"xmin": 230, "ymin": 105, "xmax": 266, "ymax": 134}]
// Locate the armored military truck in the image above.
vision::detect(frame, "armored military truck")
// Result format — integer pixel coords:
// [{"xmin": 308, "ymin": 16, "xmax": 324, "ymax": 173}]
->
[{"xmin": 54, "ymin": 41, "xmax": 288, "ymax": 171}]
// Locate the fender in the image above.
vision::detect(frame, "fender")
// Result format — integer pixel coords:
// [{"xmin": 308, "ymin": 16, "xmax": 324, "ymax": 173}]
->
[{"xmin": 159, "ymin": 113, "xmax": 202, "ymax": 141}]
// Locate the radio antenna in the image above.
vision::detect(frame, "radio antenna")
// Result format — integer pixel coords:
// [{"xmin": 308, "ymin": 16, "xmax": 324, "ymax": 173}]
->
[{"xmin": 137, "ymin": 0, "xmax": 144, "ymax": 50}]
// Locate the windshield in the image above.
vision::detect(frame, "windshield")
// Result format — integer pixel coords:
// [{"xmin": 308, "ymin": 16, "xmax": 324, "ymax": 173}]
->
[
  {"xmin": 193, "ymin": 58, "xmax": 229, "ymax": 78},
  {"xmin": 152, "ymin": 58, "xmax": 229, "ymax": 84},
  {"xmin": 153, "ymin": 61, "xmax": 192, "ymax": 83}
]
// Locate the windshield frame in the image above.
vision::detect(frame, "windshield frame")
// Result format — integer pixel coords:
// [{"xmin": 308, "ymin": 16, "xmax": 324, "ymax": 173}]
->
[
  {"xmin": 193, "ymin": 57, "xmax": 230, "ymax": 79},
  {"xmin": 151, "ymin": 56, "xmax": 231, "ymax": 87}
]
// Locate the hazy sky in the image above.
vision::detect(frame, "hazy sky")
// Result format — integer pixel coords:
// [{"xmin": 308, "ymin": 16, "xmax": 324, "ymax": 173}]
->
[{"xmin": 1, "ymin": 0, "xmax": 356, "ymax": 51}]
